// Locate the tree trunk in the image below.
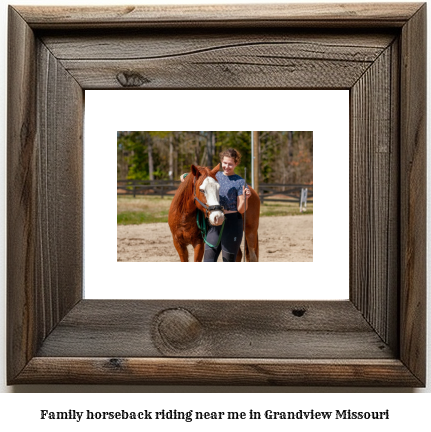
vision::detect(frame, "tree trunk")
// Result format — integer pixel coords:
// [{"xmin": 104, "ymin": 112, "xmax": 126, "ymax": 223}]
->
[
  {"xmin": 195, "ymin": 134, "xmax": 200, "ymax": 166},
  {"xmin": 169, "ymin": 133, "xmax": 174, "ymax": 180},
  {"xmin": 207, "ymin": 131, "xmax": 215, "ymax": 167},
  {"xmin": 252, "ymin": 131, "xmax": 259, "ymax": 193},
  {"xmin": 288, "ymin": 131, "xmax": 293, "ymax": 159},
  {"xmin": 147, "ymin": 133, "xmax": 154, "ymax": 180}
]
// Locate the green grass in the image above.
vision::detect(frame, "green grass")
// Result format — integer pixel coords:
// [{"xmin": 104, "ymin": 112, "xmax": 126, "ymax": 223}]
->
[
  {"xmin": 117, "ymin": 195, "xmax": 312, "ymax": 225},
  {"xmin": 260, "ymin": 201, "xmax": 313, "ymax": 217},
  {"xmin": 117, "ymin": 211, "xmax": 170, "ymax": 224},
  {"xmin": 117, "ymin": 195, "xmax": 173, "ymax": 225}
]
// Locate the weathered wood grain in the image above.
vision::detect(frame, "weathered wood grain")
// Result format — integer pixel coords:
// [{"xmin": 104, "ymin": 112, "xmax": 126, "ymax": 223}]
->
[
  {"xmin": 40, "ymin": 30, "xmax": 395, "ymax": 89},
  {"xmin": 16, "ymin": 3, "xmax": 423, "ymax": 29},
  {"xmin": 399, "ymin": 3, "xmax": 427, "ymax": 385},
  {"xmin": 59, "ymin": 43, "xmax": 389, "ymax": 89},
  {"xmin": 7, "ymin": 6, "xmax": 83, "ymax": 383},
  {"xmin": 7, "ymin": 3, "xmax": 427, "ymax": 386},
  {"xmin": 35, "ymin": 40, "xmax": 84, "ymax": 335},
  {"xmin": 387, "ymin": 38, "xmax": 401, "ymax": 352},
  {"xmin": 350, "ymin": 45, "xmax": 398, "ymax": 347},
  {"xmin": 15, "ymin": 358, "xmax": 423, "ymax": 386},
  {"xmin": 60, "ymin": 57, "xmax": 371, "ymax": 90},
  {"xmin": 36, "ymin": 300, "xmax": 394, "ymax": 359},
  {"xmin": 41, "ymin": 31, "xmax": 395, "ymax": 60},
  {"xmin": 7, "ymin": 6, "xmax": 38, "ymax": 382}
]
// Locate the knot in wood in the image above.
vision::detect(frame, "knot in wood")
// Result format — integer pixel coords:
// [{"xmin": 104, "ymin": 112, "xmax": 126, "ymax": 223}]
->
[
  {"xmin": 108, "ymin": 358, "xmax": 123, "ymax": 369},
  {"xmin": 292, "ymin": 308, "xmax": 306, "ymax": 317},
  {"xmin": 155, "ymin": 308, "xmax": 203, "ymax": 351},
  {"xmin": 116, "ymin": 71, "xmax": 150, "ymax": 87}
]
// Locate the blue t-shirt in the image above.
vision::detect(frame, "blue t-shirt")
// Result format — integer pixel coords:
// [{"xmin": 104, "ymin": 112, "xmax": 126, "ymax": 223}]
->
[{"xmin": 216, "ymin": 171, "xmax": 246, "ymax": 212}]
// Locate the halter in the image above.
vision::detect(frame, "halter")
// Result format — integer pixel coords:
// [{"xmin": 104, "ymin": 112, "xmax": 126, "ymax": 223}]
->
[
  {"xmin": 193, "ymin": 176, "xmax": 224, "ymax": 218},
  {"xmin": 191, "ymin": 175, "xmax": 225, "ymax": 248}
]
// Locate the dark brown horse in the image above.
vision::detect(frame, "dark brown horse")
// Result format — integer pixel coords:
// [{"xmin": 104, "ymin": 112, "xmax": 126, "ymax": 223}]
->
[
  {"xmin": 168, "ymin": 164, "xmax": 224, "ymax": 262},
  {"xmin": 236, "ymin": 186, "xmax": 260, "ymax": 262}
]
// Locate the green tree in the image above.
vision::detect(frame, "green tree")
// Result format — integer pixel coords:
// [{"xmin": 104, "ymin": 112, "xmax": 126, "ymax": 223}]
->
[{"xmin": 117, "ymin": 131, "xmax": 312, "ymax": 185}]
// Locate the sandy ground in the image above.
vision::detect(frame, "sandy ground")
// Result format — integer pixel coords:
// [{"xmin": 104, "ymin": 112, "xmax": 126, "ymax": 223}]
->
[{"xmin": 118, "ymin": 214, "xmax": 313, "ymax": 262}]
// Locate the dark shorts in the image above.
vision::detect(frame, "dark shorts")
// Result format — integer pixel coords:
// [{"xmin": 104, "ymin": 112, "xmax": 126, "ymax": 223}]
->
[{"xmin": 203, "ymin": 212, "xmax": 244, "ymax": 262}]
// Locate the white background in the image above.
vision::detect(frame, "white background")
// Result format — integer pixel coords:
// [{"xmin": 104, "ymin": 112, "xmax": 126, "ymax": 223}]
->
[
  {"xmin": 0, "ymin": 0, "xmax": 430, "ymax": 426},
  {"xmin": 84, "ymin": 90, "xmax": 349, "ymax": 300}
]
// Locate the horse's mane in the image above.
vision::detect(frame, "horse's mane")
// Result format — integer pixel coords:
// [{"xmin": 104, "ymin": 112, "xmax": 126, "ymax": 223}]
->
[{"xmin": 174, "ymin": 166, "xmax": 217, "ymax": 214}]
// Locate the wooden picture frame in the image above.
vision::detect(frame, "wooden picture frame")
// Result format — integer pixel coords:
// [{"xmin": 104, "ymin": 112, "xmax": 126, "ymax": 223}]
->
[{"xmin": 7, "ymin": 3, "xmax": 426, "ymax": 386}]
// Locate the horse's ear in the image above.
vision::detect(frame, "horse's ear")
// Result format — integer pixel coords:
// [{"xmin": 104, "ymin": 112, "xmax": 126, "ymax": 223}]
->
[
  {"xmin": 210, "ymin": 163, "xmax": 220, "ymax": 176},
  {"xmin": 191, "ymin": 165, "xmax": 200, "ymax": 178}
]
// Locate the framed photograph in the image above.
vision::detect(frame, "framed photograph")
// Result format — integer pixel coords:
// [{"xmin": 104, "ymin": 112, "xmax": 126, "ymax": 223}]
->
[
  {"xmin": 86, "ymin": 90, "xmax": 348, "ymax": 300},
  {"xmin": 7, "ymin": 3, "xmax": 426, "ymax": 386}
]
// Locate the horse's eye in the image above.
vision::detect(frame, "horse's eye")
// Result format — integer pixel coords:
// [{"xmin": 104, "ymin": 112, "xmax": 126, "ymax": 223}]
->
[{"xmin": 199, "ymin": 189, "xmax": 205, "ymax": 194}]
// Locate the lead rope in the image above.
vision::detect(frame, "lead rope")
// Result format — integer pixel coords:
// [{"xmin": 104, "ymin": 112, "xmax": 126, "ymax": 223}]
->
[
  {"xmin": 186, "ymin": 172, "xmax": 225, "ymax": 249},
  {"xmin": 196, "ymin": 209, "xmax": 225, "ymax": 248}
]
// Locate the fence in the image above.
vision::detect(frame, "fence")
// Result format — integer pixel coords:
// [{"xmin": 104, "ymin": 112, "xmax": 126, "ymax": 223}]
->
[
  {"xmin": 258, "ymin": 183, "xmax": 313, "ymax": 205},
  {"xmin": 117, "ymin": 180, "xmax": 313, "ymax": 206},
  {"xmin": 117, "ymin": 179, "xmax": 180, "ymax": 198}
]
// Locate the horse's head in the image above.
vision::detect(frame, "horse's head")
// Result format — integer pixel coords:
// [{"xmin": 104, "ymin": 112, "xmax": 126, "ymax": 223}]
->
[{"xmin": 191, "ymin": 163, "xmax": 225, "ymax": 226}]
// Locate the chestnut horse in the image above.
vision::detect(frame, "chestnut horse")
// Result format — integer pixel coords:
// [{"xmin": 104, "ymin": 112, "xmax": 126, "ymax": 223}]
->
[
  {"xmin": 168, "ymin": 164, "xmax": 224, "ymax": 262},
  {"xmin": 169, "ymin": 164, "xmax": 260, "ymax": 262}
]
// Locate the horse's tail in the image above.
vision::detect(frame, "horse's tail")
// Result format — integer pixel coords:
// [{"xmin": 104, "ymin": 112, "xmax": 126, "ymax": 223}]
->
[
  {"xmin": 245, "ymin": 239, "xmax": 249, "ymax": 262},
  {"xmin": 255, "ymin": 232, "xmax": 259, "ymax": 261}
]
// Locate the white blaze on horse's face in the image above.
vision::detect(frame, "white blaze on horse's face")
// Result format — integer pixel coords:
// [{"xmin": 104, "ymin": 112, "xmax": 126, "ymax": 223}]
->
[{"xmin": 200, "ymin": 177, "xmax": 225, "ymax": 226}]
